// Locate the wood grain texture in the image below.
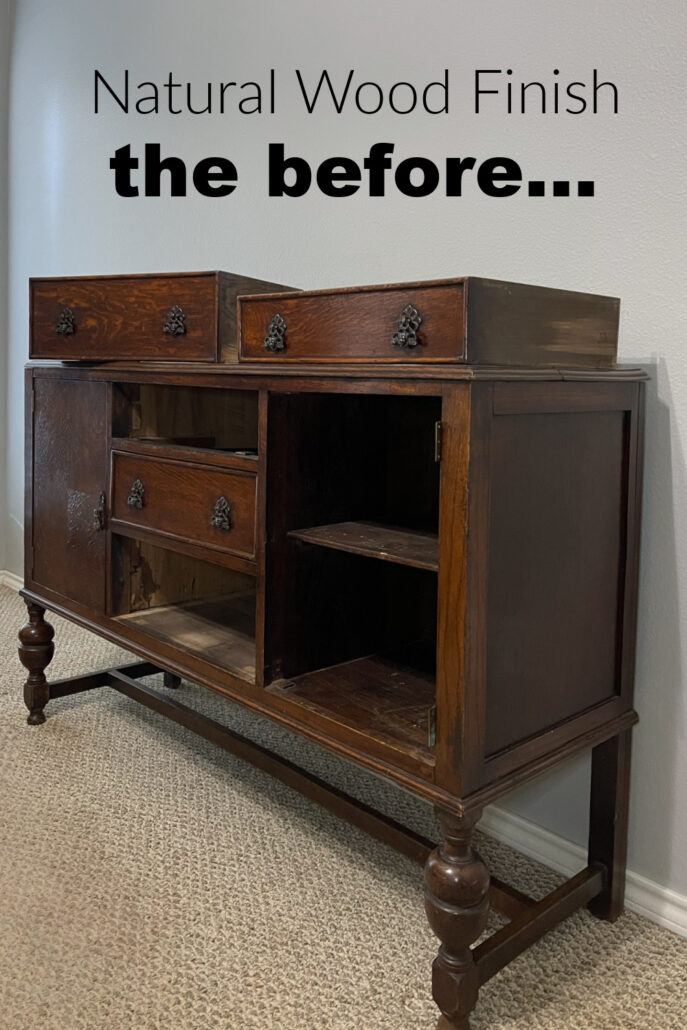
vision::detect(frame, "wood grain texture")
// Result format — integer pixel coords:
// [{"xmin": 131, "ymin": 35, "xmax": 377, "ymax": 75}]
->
[
  {"xmin": 30, "ymin": 377, "xmax": 108, "ymax": 609},
  {"xmin": 239, "ymin": 276, "xmax": 619, "ymax": 367},
  {"xmin": 434, "ymin": 384, "xmax": 472, "ymax": 796},
  {"xmin": 425, "ymin": 809, "xmax": 490, "ymax": 1029},
  {"xmin": 110, "ymin": 451, "xmax": 257, "ymax": 559},
  {"xmin": 218, "ymin": 271, "xmax": 297, "ymax": 361},
  {"xmin": 31, "ymin": 274, "xmax": 219, "ymax": 361},
  {"xmin": 288, "ymin": 521, "xmax": 439, "ymax": 571},
  {"xmin": 30, "ymin": 271, "xmax": 297, "ymax": 363},
  {"xmin": 112, "ymin": 382, "xmax": 259, "ymax": 452},
  {"xmin": 239, "ymin": 282, "xmax": 466, "ymax": 362},
  {"xmin": 117, "ymin": 597, "xmax": 256, "ymax": 682},
  {"xmin": 466, "ymin": 277, "xmax": 619, "ymax": 368},
  {"xmin": 268, "ymin": 654, "xmax": 436, "ymax": 760},
  {"xmin": 23, "ymin": 344, "xmax": 646, "ymax": 1028}
]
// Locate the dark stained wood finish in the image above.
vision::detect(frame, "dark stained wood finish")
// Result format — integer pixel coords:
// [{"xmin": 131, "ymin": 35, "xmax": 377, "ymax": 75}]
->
[
  {"xmin": 425, "ymin": 809, "xmax": 490, "ymax": 1030},
  {"xmin": 466, "ymin": 277, "xmax": 618, "ymax": 369},
  {"xmin": 17, "ymin": 600, "xmax": 55, "ymax": 725},
  {"xmin": 264, "ymin": 391, "xmax": 440, "ymax": 688},
  {"xmin": 288, "ymin": 521, "xmax": 439, "ymax": 571},
  {"xmin": 112, "ymin": 382, "xmax": 259, "ymax": 453},
  {"xmin": 27, "ymin": 357, "xmax": 646, "ymax": 385},
  {"xmin": 29, "ymin": 376, "xmax": 108, "ymax": 609},
  {"xmin": 21, "ymin": 271, "xmax": 646, "ymax": 1030},
  {"xmin": 30, "ymin": 271, "xmax": 295, "ymax": 362},
  {"xmin": 31, "ymin": 273, "xmax": 219, "ymax": 362},
  {"xmin": 112, "ymin": 436, "xmax": 259, "ymax": 475},
  {"xmin": 268, "ymin": 654, "xmax": 436, "ymax": 761},
  {"xmin": 240, "ymin": 281, "xmax": 466, "ymax": 363},
  {"xmin": 434, "ymin": 384, "xmax": 472, "ymax": 797},
  {"xmin": 587, "ymin": 730, "xmax": 633, "ymax": 921},
  {"xmin": 23, "ymin": 366, "xmax": 644, "ymax": 810},
  {"xmin": 474, "ymin": 865, "xmax": 605, "ymax": 985},
  {"xmin": 110, "ymin": 451, "xmax": 257, "ymax": 560},
  {"xmin": 484, "ymin": 407, "xmax": 627, "ymax": 756},
  {"xmin": 117, "ymin": 597, "xmax": 256, "ymax": 682},
  {"xmin": 218, "ymin": 271, "xmax": 296, "ymax": 361},
  {"xmin": 239, "ymin": 276, "xmax": 618, "ymax": 367}
]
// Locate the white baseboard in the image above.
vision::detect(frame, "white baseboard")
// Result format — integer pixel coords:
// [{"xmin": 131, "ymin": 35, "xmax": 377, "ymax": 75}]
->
[
  {"xmin": 0, "ymin": 570, "xmax": 22, "ymax": 591},
  {"xmin": 483, "ymin": 804, "xmax": 687, "ymax": 939}
]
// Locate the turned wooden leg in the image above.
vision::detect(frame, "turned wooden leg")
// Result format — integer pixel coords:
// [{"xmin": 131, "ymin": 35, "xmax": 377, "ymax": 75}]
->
[
  {"xmin": 424, "ymin": 808, "xmax": 490, "ymax": 1030},
  {"xmin": 18, "ymin": 600, "xmax": 55, "ymax": 726},
  {"xmin": 587, "ymin": 729, "xmax": 632, "ymax": 921},
  {"xmin": 163, "ymin": 672, "xmax": 181, "ymax": 690}
]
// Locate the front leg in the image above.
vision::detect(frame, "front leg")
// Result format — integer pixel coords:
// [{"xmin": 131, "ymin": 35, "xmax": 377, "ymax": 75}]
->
[
  {"xmin": 424, "ymin": 807, "xmax": 490, "ymax": 1030},
  {"xmin": 18, "ymin": 600, "xmax": 55, "ymax": 725}
]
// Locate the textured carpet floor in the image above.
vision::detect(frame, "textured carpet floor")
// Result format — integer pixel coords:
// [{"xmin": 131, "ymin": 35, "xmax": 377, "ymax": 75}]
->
[{"xmin": 1, "ymin": 585, "xmax": 686, "ymax": 1029}]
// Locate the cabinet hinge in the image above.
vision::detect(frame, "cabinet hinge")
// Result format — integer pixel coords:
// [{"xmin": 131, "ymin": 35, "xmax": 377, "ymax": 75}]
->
[
  {"xmin": 434, "ymin": 421, "xmax": 443, "ymax": 463},
  {"xmin": 427, "ymin": 705, "xmax": 437, "ymax": 748}
]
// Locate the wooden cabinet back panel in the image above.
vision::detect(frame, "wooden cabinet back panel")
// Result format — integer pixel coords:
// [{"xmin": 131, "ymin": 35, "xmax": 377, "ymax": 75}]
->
[
  {"xmin": 239, "ymin": 284, "xmax": 466, "ymax": 362},
  {"xmin": 31, "ymin": 275, "xmax": 218, "ymax": 361},
  {"xmin": 111, "ymin": 452, "xmax": 257, "ymax": 558},
  {"xmin": 31, "ymin": 378, "xmax": 108, "ymax": 609}
]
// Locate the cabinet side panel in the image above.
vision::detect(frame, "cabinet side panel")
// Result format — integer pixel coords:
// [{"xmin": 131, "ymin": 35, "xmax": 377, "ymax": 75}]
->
[
  {"xmin": 467, "ymin": 278, "xmax": 619, "ymax": 368},
  {"xmin": 484, "ymin": 408, "xmax": 627, "ymax": 756},
  {"xmin": 31, "ymin": 377, "xmax": 108, "ymax": 610}
]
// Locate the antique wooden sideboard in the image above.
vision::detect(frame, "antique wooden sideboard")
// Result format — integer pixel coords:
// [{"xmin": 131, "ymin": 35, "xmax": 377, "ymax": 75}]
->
[{"xmin": 19, "ymin": 272, "xmax": 644, "ymax": 1029}]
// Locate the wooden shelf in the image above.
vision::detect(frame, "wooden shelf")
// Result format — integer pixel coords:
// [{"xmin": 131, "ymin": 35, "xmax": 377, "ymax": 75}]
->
[
  {"xmin": 111, "ymin": 436, "xmax": 259, "ymax": 473},
  {"xmin": 267, "ymin": 654, "xmax": 436, "ymax": 759},
  {"xmin": 288, "ymin": 521, "xmax": 439, "ymax": 572},
  {"xmin": 116, "ymin": 595, "xmax": 256, "ymax": 682}
]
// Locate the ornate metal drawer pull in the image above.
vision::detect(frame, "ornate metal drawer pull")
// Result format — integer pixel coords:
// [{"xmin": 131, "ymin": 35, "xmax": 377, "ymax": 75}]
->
[
  {"xmin": 55, "ymin": 307, "xmax": 76, "ymax": 336},
  {"xmin": 127, "ymin": 479, "xmax": 145, "ymax": 509},
  {"xmin": 391, "ymin": 303, "xmax": 422, "ymax": 349},
  {"xmin": 163, "ymin": 305, "xmax": 187, "ymax": 336},
  {"xmin": 92, "ymin": 493, "xmax": 106, "ymax": 531},
  {"xmin": 264, "ymin": 313, "xmax": 287, "ymax": 352},
  {"xmin": 211, "ymin": 496, "xmax": 232, "ymax": 531}
]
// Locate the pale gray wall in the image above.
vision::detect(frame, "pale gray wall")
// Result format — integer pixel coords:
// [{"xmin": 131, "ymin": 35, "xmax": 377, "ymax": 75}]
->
[
  {"xmin": 4, "ymin": 0, "xmax": 687, "ymax": 899},
  {"xmin": 0, "ymin": 1, "xmax": 9, "ymax": 574}
]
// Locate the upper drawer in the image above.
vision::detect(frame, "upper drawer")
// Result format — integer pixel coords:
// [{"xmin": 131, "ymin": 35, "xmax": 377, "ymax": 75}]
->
[
  {"xmin": 110, "ymin": 452, "xmax": 257, "ymax": 560},
  {"xmin": 238, "ymin": 277, "xmax": 619, "ymax": 368},
  {"xmin": 239, "ymin": 282, "xmax": 465, "ymax": 363},
  {"xmin": 30, "ymin": 271, "xmax": 295, "ymax": 362}
]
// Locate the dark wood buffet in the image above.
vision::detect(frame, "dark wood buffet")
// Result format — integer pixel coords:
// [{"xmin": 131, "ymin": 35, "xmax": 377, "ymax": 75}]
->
[{"xmin": 19, "ymin": 271, "xmax": 644, "ymax": 1029}]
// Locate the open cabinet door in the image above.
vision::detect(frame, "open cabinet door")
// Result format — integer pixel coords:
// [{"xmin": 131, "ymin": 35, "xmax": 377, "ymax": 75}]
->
[{"xmin": 28, "ymin": 375, "xmax": 108, "ymax": 611}]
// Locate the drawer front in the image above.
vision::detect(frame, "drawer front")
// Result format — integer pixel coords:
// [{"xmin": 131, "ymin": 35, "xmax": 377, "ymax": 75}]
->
[
  {"xmin": 111, "ymin": 453, "xmax": 257, "ymax": 558},
  {"xmin": 31, "ymin": 274, "xmax": 219, "ymax": 361},
  {"xmin": 239, "ymin": 283, "xmax": 466, "ymax": 362}
]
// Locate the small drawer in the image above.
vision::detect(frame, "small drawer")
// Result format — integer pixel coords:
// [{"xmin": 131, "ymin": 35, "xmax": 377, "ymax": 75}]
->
[
  {"xmin": 110, "ymin": 452, "xmax": 257, "ymax": 559},
  {"xmin": 239, "ymin": 277, "xmax": 620, "ymax": 368},
  {"xmin": 30, "ymin": 271, "xmax": 296, "ymax": 362},
  {"xmin": 239, "ymin": 282, "xmax": 466, "ymax": 363}
]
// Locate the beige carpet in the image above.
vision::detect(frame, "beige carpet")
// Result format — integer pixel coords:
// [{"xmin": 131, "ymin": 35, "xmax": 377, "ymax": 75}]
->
[{"xmin": 1, "ymin": 585, "xmax": 686, "ymax": 1030}]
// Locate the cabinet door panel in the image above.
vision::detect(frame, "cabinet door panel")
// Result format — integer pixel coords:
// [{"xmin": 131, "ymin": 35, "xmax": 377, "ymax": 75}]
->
[{"xmin": 31, "ymin": 378, "xmax": 108, "ymax": 610}]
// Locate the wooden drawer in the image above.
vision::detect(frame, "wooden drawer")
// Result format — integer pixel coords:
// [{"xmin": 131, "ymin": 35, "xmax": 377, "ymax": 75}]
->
[
  {"xmin": 239, "ymin": 282, "xmax": 465, "ymax": 363},
  {"xmin": 110, "ymin": 452, "xmax": 257, "ymax": 559},
  {"xmin": 30, "ymin": 271, "xmax": 295, "ymax": 362},
  {"xmin": 238, "ymin": 277, "xmax": 619, "ymax": 367}
]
